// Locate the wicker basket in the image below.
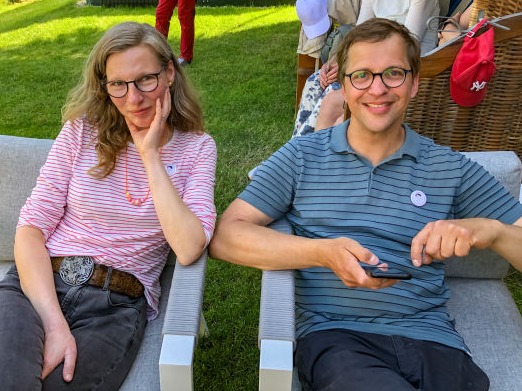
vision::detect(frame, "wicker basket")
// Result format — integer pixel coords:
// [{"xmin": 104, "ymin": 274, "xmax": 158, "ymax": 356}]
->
[{"xmin": 406, "ymin": 3, "xmax": 522, "ymax": 160}]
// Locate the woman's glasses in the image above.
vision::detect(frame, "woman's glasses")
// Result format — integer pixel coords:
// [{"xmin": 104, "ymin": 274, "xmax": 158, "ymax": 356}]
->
[
  {"xmin": 103, "ymin": 69, "xmax": 164, "ymax": 98},
  {"xmin": 427, "ymin": 16, "xmax": 463, "ymax": 35}
]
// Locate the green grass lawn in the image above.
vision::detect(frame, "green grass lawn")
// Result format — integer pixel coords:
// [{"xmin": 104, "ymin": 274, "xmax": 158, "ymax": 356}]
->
[{"xmin": 1, "ymin": 1, "xmax": 521, "ymax": 390}]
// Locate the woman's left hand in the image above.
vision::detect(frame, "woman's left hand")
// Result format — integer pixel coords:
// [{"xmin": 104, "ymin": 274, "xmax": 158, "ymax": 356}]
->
[{"xmin": 127, "ymin": 88, "xmax": 171, "ymax": 156}]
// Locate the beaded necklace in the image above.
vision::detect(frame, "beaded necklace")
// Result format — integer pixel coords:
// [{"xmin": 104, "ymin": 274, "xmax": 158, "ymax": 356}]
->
[{"xmin": 124, "ymin": 149, "xmax": 150, "ymax": 206}]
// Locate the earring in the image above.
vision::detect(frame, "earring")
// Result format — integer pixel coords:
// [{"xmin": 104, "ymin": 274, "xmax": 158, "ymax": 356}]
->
[
  {"xmin": 168, "ymin": 81, "xmax": 173, "ymax": 87},
  {"xmin": 343, "ymin": 101, "xmax": 346, "ymax": 109}
]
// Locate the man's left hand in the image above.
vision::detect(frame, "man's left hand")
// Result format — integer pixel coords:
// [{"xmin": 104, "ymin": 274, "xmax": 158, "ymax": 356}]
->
[{"xmin": 410, "ymin": 218, "xmax": 497, "ymax": 266}]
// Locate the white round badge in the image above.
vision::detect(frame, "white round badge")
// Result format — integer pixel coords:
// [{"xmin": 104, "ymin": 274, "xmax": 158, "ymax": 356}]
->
[
  {"xmin": 410, "ymin": 190, "xmax": 427, "ymax": 207},
  {"xmin": 165, "ymin": 163, "xmax": 177, "ymax": 175}
]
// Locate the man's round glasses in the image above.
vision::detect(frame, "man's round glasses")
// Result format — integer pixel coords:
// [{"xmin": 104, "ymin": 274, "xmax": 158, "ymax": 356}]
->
[
  {"xmin": 103, "ymin": 68, "xmax": 164, "ymax": 98},
  {"xmin": 344, "ymin": 67, "xmax": 412, "ymax": 90}
]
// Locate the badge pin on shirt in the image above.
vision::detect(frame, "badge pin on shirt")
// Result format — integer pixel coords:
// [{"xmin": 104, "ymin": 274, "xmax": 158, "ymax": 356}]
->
[
  {"xmin": 410, "ymin": 190, "xmax": 427, "ymax": 207},
  {"xmin": 165, "ymin": 163, "xmax": 176, "ymax": 175}
]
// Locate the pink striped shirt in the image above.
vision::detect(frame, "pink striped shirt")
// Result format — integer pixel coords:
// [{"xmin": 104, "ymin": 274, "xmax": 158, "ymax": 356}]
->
[{"xmin": 18, "ymin": 118, "xmax": 217, "ymax": 319}]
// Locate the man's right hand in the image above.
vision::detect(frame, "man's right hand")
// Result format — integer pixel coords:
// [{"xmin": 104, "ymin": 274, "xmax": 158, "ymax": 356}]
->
[{"xmin": 319, "ymin": 237, "xmax": 399, "ymax": 289}]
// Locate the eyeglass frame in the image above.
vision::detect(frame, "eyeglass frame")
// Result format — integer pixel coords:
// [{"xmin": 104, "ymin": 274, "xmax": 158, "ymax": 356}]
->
[
  {"xmin": 344, "ymin": 67, "xmax": 413, "ymax": 90},
  {"xmin": 426, "ymin": 15, "xmax": 463, "ymax": 34},
  {"xmin": 102, "ymin": 67, "xmax": 165, "ymax": 98}
]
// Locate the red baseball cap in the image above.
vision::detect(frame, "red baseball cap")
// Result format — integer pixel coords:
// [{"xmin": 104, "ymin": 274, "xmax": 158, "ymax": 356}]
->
[{"xmin": 450, "ymin": 20, "xmax": 496, "ymax": 107}]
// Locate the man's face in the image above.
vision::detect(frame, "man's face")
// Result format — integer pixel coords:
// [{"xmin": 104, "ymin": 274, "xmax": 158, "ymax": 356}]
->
[{"xmin": 341, "ymin": 34, "xmax": 419, "ymax": 136}]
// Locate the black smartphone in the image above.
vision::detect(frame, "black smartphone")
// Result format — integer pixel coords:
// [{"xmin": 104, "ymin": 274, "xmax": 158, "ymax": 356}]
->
[{"xmin": 368, "ymin": 268, "xmax": 412, "ymax": 280}]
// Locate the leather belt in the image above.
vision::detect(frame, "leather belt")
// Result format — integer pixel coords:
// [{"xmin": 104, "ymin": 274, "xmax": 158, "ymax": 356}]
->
[{"xmin": 51, "ymin": 256, "xmax": 144, "ymax": 299}]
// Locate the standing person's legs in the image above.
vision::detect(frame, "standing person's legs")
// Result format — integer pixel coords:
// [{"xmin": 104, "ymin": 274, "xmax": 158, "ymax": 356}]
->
[
  {"xmin": 0, "ymin": 267, "xmax": 45, "ymax": 390},
  {"xmin": 43, "ymin": 273, "xmax": 148, "ymax": 390},
  {"xmin": 177, "ymin": 0, "xmax": 196, "ymax": 62},
  {"xmin": 155, "ymin": 0, "xmax": 177, "ymax": 38}
]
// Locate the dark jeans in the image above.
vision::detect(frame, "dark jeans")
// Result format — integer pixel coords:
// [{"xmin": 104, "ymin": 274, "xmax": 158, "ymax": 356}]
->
[
  {"xmin": 296, "ymin": 329, "xmax": 490, "ymax": 391},
  {"xmin": 0, "ymin": 266, "xmax": 147, "ymax": 390}
]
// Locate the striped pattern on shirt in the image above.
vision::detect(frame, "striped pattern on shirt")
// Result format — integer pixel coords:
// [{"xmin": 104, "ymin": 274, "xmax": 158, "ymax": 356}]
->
[
  {"xmin": 18, "ymin": 118, "xmax": 217, "ymax": 319},
  {"xmin": 239, "ymin": 122, "xmax": 522, "ymax": 353}
]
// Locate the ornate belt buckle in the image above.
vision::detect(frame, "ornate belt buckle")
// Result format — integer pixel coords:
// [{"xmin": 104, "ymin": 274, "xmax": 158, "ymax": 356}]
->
[{"xmin": 59, "ymin": 256, "xmax": 94, "ymax": 286}]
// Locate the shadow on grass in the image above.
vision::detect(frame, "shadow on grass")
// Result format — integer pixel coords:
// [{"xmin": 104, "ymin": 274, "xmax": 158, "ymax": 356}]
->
[
  {"xmin": 0, "ymin": 0, "xmax": 292, "ymax": 35},
  {"xmin": 0, "ymin": 0, "xmax": 82, "ymax": 34}
]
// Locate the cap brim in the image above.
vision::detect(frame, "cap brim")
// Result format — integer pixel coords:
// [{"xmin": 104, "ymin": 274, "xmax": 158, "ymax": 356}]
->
[{"xmin": 302, "ymin": 14, "xmax": 330, "ymax": 39}]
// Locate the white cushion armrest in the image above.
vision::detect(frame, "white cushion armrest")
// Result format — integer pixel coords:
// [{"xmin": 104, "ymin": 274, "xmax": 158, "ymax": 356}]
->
[
  {"xmin": 259, "ymin": 270, "xmax": 295, "ymax": 391},
  {"xmin": 259, "ymin": 218, "xmax": 296, "ymax": 391},
  {"xmin": 159, "ymin": 249, "xmax": 208, "ymax": 391},
  {"xmin": 258, "ymin": 270, "xmax": 295, "ymax": 348}
]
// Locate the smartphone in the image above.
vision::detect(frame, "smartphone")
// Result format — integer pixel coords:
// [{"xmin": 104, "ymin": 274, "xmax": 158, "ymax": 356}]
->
[{"xmin": 368, "ymin": 267, "xmax": 412, "ymax": 280}]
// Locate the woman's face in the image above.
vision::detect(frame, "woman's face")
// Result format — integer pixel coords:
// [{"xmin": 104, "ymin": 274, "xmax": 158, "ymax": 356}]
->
[{"xmin": 105, "ymin": 44, "xmax": 175, "ymax": 130}]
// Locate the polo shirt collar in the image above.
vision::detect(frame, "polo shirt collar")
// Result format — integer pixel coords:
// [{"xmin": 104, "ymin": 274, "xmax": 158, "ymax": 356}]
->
[{"xmin": 330, "ymin": 120, "xmax": 421, "ymax": 161}]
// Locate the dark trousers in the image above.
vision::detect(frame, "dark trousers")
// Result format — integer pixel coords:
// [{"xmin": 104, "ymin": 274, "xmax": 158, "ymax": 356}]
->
[
  {"xmin": 296, "ymin": 329, "xmax": 489, "ymax": 391},
  {"xmin": 155, "ymin": 0, "xmax": 196, "ymax": 61},
  {"xmin": 0, "ymin": 266, "xmax": 147, "ymax": 390}
]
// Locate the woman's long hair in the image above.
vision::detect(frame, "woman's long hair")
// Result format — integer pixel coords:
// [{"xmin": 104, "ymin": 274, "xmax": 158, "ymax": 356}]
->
[{"xmin": 62, "ymin": 22, "xmax": 204, "ymax": 178}]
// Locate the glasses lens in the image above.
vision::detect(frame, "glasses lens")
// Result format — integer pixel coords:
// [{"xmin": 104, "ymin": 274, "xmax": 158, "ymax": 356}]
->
[
  {"xmin": 135, "ymin": 74, "xmax": 159, "ymax": 93},
  {"xmin": 382, "ymin": 68, "xmax": 407, "ymax": 88},
  {"xmin": 350, "ymin": 70, "xmax": 373, "ymax": 89},
  {"xmin": 106, "ymin": 81, "xmax": 127, "ymax": 98}
]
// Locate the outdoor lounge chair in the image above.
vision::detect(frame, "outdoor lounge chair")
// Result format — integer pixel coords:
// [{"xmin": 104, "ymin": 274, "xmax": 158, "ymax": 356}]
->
[
  {"xmin": 0, "ymin": 134, "xmax": 207, "ymax": 391},
  {"xmin": 261, "ymin": 3, "xmax": 522, "ymax": 390},
  {"xmin": 259, "ymin": 150, "xmax": 522, "ymax": 390}
]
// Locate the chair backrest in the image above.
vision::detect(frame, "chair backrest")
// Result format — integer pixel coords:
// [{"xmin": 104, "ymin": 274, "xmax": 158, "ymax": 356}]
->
[
  {"xmin": 0, "ymin": 134, "xmax": 179, "ymax": 267},
  {"xmin": 445, "ymin": 151, "xmax": 522, "ymax": 278},
  {"xmin": 405, "ymin": 11, "xmax": 522, "ymax": 161},
  {"xmin": 0, "ymin": 135, "xmax": 53, "ymax": 262}
]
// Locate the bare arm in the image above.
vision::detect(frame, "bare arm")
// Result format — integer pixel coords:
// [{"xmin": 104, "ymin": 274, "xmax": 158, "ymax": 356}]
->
[
  {"xmin": 14, "ymin": 226, "xmax": 77, "ymax": 382},
  {"xmin": 209, "ymin": 199, "xmax": 397, "ymax": 289},
  {"xmin": 128, "ymin": 91, "xmax": 208, "ymax": 265},
  {"xmin": 356, "ymin": 0, "xmax": 375, "ymax": 25},
  {"xmin": 403, "ymin": 0, "xmax": 438, "ymax": 42},
  {"xmin": 411, "ymin": 216, "xmax": 522, "ymax": 271},
  {"xmin": 315, "ymin": 89, "xmax": 345, "ymax": 131}
]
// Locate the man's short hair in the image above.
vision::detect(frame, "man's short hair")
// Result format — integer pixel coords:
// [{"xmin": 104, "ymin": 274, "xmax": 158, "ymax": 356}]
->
[{"xmin": 337, "ymin": 18, "xmax": 421, "ymax": 83}]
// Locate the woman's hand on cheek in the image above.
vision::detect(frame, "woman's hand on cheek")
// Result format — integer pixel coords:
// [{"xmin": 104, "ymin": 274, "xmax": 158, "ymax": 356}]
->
[{"xmin": 127, "ymin": 88, "xmax": 171, "ymax": 156}]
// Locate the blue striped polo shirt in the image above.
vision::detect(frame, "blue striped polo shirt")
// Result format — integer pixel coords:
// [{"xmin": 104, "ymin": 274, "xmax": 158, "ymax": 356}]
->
[{"xmin": 239, "ymin": 120, "xmax": 522, "ymax": 353}]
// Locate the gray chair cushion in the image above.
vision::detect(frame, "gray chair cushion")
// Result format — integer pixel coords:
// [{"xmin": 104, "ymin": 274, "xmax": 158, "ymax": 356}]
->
[
  {"xmin": 447, "ymin": 278, "xmax": 522, "ymax": 391},
  {"xmin": 0, "ymin": 135, "xmax": 53, "ymax": 261},
  {"xmin": 120, "ymin": 265, "xmax": 174, "ymax": 391}
]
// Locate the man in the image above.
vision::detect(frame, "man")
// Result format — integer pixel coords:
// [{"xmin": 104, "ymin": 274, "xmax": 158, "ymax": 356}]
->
[{"xmin": 209, "ymin": 18, "xmax": 522, "ymax": 390}]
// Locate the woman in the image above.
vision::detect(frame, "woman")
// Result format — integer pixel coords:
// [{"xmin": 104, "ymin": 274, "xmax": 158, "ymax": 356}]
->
[{"xmin": 0, "ymin": 21, "xmax": 216, "ymax": 389}]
